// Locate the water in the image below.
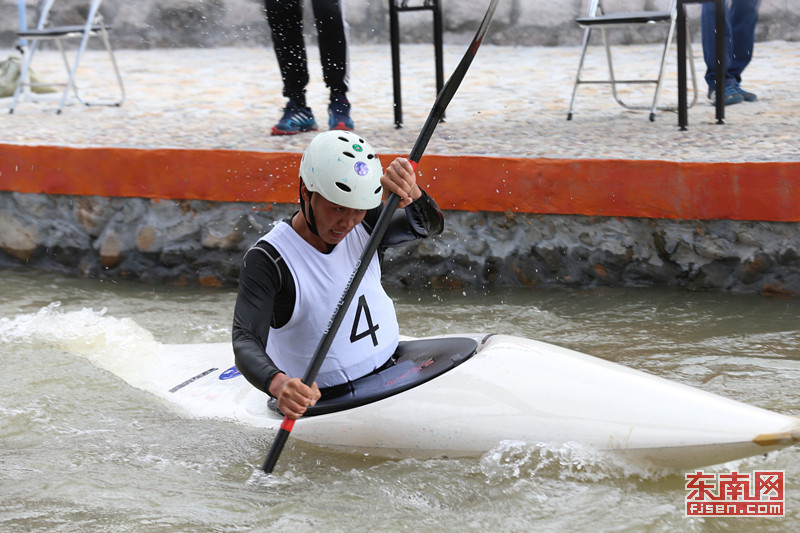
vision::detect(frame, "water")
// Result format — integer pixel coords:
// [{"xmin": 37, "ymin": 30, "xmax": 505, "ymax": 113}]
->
[{"xmin": 1, "ymin": 268, "xmax": 798, "ymax": 532}]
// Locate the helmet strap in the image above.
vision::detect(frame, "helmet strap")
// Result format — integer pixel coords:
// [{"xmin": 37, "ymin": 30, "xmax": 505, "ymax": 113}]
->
[{"xmin": 298, "ymin": 181, "xmax": 320, "ymax": 238}]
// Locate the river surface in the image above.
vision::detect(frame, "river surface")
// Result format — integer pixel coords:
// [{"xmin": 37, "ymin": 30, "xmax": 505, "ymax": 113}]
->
[{"xmin": 1, "ymin": 268, "xmax": 798, "ymax": 532}]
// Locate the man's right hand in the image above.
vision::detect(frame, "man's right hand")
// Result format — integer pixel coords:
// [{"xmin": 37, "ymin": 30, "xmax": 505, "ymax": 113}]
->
[{"xmin": 269, "ymin": 373, "xmax": 321, "ymax": 419}]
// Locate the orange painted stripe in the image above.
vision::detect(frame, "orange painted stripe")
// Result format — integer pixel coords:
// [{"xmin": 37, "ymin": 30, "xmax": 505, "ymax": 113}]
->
[
  {"xmin": 0, "ymin": 144, "xmax": 300, "ymax": 204},
  {"xmin": 430, "ymin": 156, "xmax": 800, "ymax": 221},
  {"xmin": 1, "ymin": 143, "xmax": 798, "ymax": 222}
]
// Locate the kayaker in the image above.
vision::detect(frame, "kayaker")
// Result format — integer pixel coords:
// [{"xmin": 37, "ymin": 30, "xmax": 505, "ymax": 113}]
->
[{"xmin": 232, "ymin": 131, "xmax": 444, "ymax": 419}]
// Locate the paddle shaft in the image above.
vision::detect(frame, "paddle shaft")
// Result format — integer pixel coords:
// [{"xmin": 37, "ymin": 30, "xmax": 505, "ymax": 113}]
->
[{"xmin": 261, "ymin": 0, "xmax": 500, "ymax": 474}]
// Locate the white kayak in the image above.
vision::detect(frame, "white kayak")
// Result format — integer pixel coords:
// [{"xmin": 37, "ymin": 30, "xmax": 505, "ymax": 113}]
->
[{"xmin": 117, "ymin": 333, "xmax": 799, "ymax": 471}]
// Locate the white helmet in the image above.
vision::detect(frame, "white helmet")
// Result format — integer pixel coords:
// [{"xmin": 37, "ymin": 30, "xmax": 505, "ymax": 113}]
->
[{"xmin": 299, "ymin": 131, "xmax": 383, "ymax": 210}]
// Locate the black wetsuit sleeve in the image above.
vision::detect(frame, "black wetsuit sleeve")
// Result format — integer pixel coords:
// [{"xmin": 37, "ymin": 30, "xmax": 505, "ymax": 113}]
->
[
  {"xmin": 231, "ymin": 241, "xmax": 294, "ymax": 396},
  {"xmin": 364, "ymin": 189, "xmax": 445, "ymax": 247}
]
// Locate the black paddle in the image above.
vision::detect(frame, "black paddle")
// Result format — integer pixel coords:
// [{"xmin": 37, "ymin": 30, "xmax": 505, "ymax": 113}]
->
[{"xmin": 261, "ymin": 0, "xmax": 500, "ymax": 474}]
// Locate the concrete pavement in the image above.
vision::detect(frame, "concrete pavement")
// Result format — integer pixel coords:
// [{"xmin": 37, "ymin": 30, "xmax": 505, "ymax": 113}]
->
[{"xmin": 2, "ymin": 40, "xmax": 799, "ymax": 162}]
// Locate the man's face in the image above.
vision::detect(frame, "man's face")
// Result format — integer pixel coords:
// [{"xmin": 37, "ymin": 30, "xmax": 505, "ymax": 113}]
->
[{"xmin": 307, "ymin": 190, "xmax": 367, "ymax": 246}]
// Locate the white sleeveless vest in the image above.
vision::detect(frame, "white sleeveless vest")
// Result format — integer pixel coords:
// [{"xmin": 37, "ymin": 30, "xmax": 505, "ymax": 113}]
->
[{"xmin": 261, "ymin": 221, "xmax": 399, "ymax": 388}]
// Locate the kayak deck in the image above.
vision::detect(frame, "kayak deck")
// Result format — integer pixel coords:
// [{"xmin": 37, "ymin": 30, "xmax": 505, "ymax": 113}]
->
[{"xmin": 304, "ymin": 336, "xmax": 480, "ymax": 416}]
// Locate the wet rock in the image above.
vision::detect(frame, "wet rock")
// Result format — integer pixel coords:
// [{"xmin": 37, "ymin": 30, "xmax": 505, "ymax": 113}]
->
[
  {"xmin": 98, "ymin": 231, "xmax": 124, "ymax": 268},
  {"xmin": 136, "ymin": 225, "xmax": 164, "ymax": 253},
  {"xmin": 761, "ymin": 282, "xmax": 796, "ymax": 298},
  {"xmin": 78, "ymin": 254, "xmax": 100, "ymax": 278},
  {"xmin": 201, "ymin": 216, "xmax": 246, "ymax": 249},
  {"xmin": 510, "ymin": 255, "xmax": 542, "ymax": 287},
  {"xmin": 159, "ymin": 250, "xmax": 188, "ymax": 268},
  {"xmin": 73, "ymin": 197, "xmax": 111, "ymax": 237},
  {"xmin": 740, "ymin": 253, "xmax": 774, "ymax": 285},
  {"xmin": 696, "ymin": 259, "xmax": 739, "ymax": 291},
  {"xmin": 199, "ymin": 274, "xmax": 224, "ymax": 288},
  {"xmin": 533, "ymin": 245, "xmax": 565, "ymax": 275},
  {"xmin": 621, "ymin": 259, "xmax": 682, "ymax": 288},
  {"xmin": 592, "ymin": 263, "xmax": 608, "ymax": 279},
  {"xmin": 0, "ymin": 212, "xmax": 39, "ymax": 261},
  {"xmin": 778, "ymin": 248, "xmax": 800, "ymax": 267},
  {"xmin": 695, "ymin": 235, "xmax": 731, "ymax": 261},
  {"xmin": 465, "ymin": 236, "xmax": 488, "ymax": 256}
]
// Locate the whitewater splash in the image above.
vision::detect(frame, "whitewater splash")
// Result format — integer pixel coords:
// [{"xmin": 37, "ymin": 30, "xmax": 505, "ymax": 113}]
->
[
  {"xmin": 0, "ymin": 302, "xmax": 161, "ymax": 388},
  {"xmin": 478, "ymin": 439, "xmax": 669, "ymax": 481}
]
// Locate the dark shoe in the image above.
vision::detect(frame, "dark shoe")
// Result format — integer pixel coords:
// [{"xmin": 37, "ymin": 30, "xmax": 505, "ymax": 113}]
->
[
  {"xmin": 328, "ymin": 92, "xmax": 354, "ymax": 131},
  {"xmin": 271, "ymin": 100, "xmax": 318, "ymax": 136},
  {"xmin": 734, "ymin": 83, "xmax": 757, "ymax": 102},
  {"xmin": 707, "ymin": 85, "xmax": 744, "ymax": 106}
]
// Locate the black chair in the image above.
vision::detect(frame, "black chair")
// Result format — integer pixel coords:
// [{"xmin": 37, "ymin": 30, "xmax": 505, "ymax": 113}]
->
[{"xmin": 388, "ymin": 0, "xmax": 444, "ymax": 127}]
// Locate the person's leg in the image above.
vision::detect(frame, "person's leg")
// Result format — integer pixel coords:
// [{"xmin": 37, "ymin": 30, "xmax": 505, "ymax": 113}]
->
[
  {"xmin": 310, "ymin": 0, "xmax": 353, "ymax": 130},
  {"xmin": 728, "ymin": 0, "xmax": 760, "ymax": 84},
  {"xmin": 701, "ymin": 1, "xmax": 744, "ymax": 105},
  {"xmin": 701, "ymin": 1, "xmax": 735, "ymax": 92},
  {"xmin": 266, "ymin": 0, "xmax": 318, "ymax": 134},
  {"xmin": 310, "ymin": 0, "xmax": 350, "ymax": 97},
  {"xmin": 266, "ymin": 0, "xmax": 310, "ymax": 106}
]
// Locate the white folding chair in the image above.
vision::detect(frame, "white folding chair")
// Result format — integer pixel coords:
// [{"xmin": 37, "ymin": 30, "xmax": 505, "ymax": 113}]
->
[
  {"xmin": 567, "ymin": 0, "xmax": 697, "ymax": 122},
  {"xmin": 9, "ymin": 0, "xmax": 125, "ymax": 114}
]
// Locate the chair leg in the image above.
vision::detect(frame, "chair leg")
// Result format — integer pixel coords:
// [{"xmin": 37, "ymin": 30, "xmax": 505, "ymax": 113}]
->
[
  {"xmin": 432, "ymin": 0, "xmax": 444, "ymax": 121},
  {"xmin": 648, "ymin": 18, "xmax": 678, "ymax": 121},
  {"xmin": 567, "ymin": 27, "xmax": 592, "ymax": 120},
  {"xmin": 81, "ymin": 25, "xmax": 125, "ymax": 107},
  {"xmin": 104, "ymin": 29, "xmax": 125, "ymax": 106},
  {"xmin": 57, "ymin": 29, "xmax": 93, "ymax": 113},
  {"xmin": 8, "ymin": 40, "xmax": 39, "ymax": 114},
  {"xmin": 686, "ymin": 21, "xmax": 698, "ymax": 109},
  {"xmin": 601, "ymin": 28, "xmax": 624, "ymax": 107},
  {"xmin": 389, "ymin": 2, "xmax": 402, "ymax": 128}
]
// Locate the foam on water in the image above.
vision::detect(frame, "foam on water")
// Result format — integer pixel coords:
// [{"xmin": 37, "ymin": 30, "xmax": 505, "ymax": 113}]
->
[
  {"xmin": 0, "ymin": 301, "xmax": 161, "ymax": 379},
  {"xmin": 479, "ymin": 439, "xmax": 673, "ymax": 482}
]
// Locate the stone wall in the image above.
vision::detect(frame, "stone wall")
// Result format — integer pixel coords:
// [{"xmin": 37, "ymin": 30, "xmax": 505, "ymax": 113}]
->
[
  {"xmin": 2, "ymin": 192, "xmax": 798, "ymax": 296},
  {"xmin": 1, "ymin": 0, "xmax": 798, "ymax": 50}
]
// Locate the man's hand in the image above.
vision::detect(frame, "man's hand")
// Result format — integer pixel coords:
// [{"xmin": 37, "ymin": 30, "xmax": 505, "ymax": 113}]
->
[
  {"xmin": 381, "ymin": 157, "xmax": 422, "ymax": 208},
  {"xmin": 269, "ymin": 373, "xmax": 321, "ymax": 419}
]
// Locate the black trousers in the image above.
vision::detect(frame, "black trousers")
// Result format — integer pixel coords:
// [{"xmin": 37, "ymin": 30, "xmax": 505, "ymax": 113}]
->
[{"xmin": 265, "ymin": 0, "xmax": 350, "ymax": 106}]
